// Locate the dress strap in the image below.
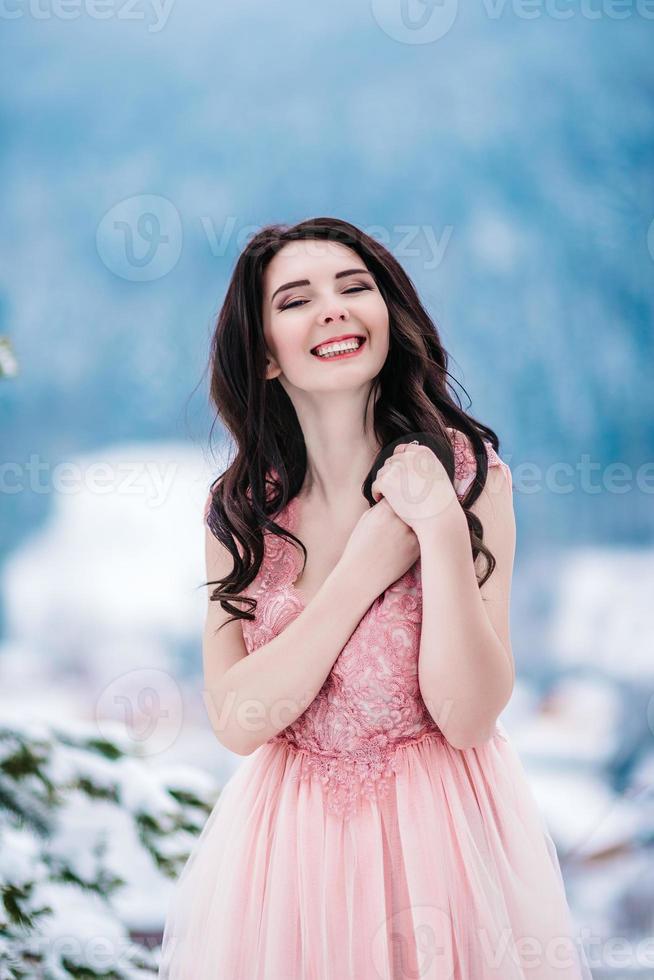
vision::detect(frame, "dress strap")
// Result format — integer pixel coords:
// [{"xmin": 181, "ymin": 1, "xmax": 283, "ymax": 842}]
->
[{"xmin": 447, "ymin": 427, "xmax": 512, "ymax": 497}]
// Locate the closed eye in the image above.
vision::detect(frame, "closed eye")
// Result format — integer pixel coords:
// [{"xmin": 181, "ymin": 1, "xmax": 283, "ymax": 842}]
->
[{"xmin": 279, "ymin": 285, "xmax": 371, "ymax": 312}]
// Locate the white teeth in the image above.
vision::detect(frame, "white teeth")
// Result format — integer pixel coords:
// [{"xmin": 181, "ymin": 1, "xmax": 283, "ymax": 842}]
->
[{"xmin": 313, "ymin": 338, "xmax": 363, "ymax": 358}]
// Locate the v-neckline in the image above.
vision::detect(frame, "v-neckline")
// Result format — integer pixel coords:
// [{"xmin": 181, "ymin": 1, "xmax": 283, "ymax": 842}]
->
[
  {"xmin": 277, "ymin": 494, "xmax": 311, "ymax": 610},
  {"xmin": 276, "ymin": 492, "xmax": 420, "ymax": 614},
  {"xmin": 279, "ymin": 492, "xmax": 359, "ymax": 612}
]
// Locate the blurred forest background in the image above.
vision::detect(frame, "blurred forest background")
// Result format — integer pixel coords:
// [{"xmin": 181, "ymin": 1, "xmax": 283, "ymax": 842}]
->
[{"xmin": 0, "ymin": 1, "xmax": 652, "ymax": 976}]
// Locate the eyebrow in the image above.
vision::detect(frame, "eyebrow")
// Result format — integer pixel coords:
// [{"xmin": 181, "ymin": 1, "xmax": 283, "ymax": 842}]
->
[{"xmin": 270, "ymin": 268, "xmax": 374, "ymax": 303}]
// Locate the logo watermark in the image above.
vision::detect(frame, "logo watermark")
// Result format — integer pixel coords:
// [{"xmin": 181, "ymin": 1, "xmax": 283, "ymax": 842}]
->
[
  {"xmin": 96, "ymin": 194, "xmax": 182, "ymax": 281},
  {"xmin": 95, "ymin": 667, "xmax": 184, "ymax": 756},
  {"xmin": 371, "ymin": 0, "xmax": 459, "ymax": 43}
]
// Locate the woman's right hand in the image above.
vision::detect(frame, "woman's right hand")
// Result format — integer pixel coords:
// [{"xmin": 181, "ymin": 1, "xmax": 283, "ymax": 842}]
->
[{"xmin": 340, "ymin": 498, "xmax": 421, "ymax": 599}]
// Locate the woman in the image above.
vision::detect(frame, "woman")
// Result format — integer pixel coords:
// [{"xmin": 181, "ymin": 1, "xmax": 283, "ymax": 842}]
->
[{"xmin": 159, "ymin": 217, "xmax": 592, "ymax": 979}]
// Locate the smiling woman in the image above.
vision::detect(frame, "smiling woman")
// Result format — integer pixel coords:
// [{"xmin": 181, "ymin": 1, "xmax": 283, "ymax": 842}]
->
[{"xmin": 159, "ymin": 217, "xmax": 592, "ymax": 980}]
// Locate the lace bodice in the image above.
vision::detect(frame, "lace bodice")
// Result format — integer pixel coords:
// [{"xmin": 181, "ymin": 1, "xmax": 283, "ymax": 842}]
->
[{"xmin": 206, "ymin": 430, "xmax": 512, "ymax": 816}]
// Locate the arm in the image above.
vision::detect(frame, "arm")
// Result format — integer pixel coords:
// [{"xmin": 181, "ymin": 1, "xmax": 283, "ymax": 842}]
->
[
  {"xmin": 203, "ymin": 523, "xmax": 378, "ymax": 756},
  {"xmin": 416, "ymin": 461, "xmax": 516, "ymax": 750}
]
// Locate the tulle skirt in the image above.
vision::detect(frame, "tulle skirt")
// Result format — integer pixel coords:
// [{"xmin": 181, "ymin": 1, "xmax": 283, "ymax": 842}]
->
[{"xmin": 158, "ymin": 730, "xmax": 592, "ymax": 979}]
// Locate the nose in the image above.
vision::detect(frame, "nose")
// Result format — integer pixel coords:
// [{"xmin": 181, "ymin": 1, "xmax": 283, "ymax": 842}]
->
[{"xmin": 319, "ymin": 304, "xmax": 350, "ymax": 325}]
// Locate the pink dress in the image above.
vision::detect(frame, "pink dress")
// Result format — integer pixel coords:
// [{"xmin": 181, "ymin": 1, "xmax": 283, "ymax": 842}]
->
[{"xmin": 159, "ymin": 432, "xmax": 592, "ymax": 980}]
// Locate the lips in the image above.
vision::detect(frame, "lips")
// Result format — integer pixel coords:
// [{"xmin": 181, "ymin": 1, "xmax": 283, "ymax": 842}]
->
[{"xmin": 310, "ymin": 334, "xmax": 366, "ymax": 354}]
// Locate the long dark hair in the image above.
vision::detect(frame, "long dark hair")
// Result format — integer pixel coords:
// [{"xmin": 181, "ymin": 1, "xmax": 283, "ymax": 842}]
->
[{"xmin": 204, "ymin": 217, "xmax": 502, "ymax": 627}]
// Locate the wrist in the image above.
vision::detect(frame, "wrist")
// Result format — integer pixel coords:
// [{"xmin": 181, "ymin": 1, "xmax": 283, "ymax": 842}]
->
[
  {"xmin": 412, "ymin": 504, "xmax": 468, "ymax": 549},
  {"xmin": 335, "ymin": 555, "xmax": 384, "ymax": 608}
]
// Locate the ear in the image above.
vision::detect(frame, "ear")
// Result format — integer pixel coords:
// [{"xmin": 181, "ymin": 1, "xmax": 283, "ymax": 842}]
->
[{"xmin": 264, "ymin": 353, "xmax": 282, "ymax": 380}]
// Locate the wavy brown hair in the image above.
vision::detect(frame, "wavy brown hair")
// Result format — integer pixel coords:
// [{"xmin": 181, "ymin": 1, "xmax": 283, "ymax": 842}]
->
[{"xmin": 204, "ymin": 217, "xmax": 503, "ymax": 627}]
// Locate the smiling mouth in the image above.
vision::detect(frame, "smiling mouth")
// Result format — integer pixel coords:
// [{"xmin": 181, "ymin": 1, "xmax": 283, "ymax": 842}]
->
[{"xmin": 311, "ymin": 336, "xmax": 367, "ymax": 359}]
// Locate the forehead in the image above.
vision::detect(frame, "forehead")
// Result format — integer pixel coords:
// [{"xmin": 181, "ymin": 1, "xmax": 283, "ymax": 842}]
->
[{"xmin": 263, "ymin": 239, "xmax": 363, "ymax": 295}]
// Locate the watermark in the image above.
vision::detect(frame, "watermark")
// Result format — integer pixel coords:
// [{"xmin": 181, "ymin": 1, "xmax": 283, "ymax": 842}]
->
[
  {"xmin": 205, "ymin": 219, "xmax": 454, "ymax": 271},
  {"xmin": 0, "ymin": 453, "xmax": 180, "ymax": 506},
  {"xmin": 95, "ymin": 667, "xmax": 183, "ymax": 755},
  {"xmin": 372, "ymin": 905, "xmax": 456, "ymax": 977},
  {"xmin": 509, "ymin": 456, "xmax": 654, "ymax": 495},
  {"xmin": 370, "ymin": 0, "xmax": 654, "ymax": 45},
  {"xmin": 368, "ymin": 437, "xmax": 654, "ymax": 525},
  {"xmin": 371, "ymin": 913, "xmax": 651, "ymax": 977},
  {"xmin": 371, "ymin": 0, "xmax": 460, "ymax": 44},
  {"xmin": 576, "ymin": 926, "xmax": 654, "ymax": 972},
  {"xmin": 203, "ymin": 686, "xmax": 463, "ymax": 753},
  {"xmin": 3, "ymin": 450, "xmax": 653, "ymax": 509},
  {"xmin": 96, "ymin": 202, "xmax": 454, "ymax": 280},
  {"xmin": 0, "ymin": 0, "xmax": 175, "ymax": 31},
  {"xmin": 476, "ymin": 924, "xmax": 654, "ymax": 973},
  {"xmin": 203, "ymin": 686, "xmax": 317, "ymax": 747},
  {"xmin": 96, "ymin": 194, "xmax": 183, "ymax": 281},
  {"xmin": 480, "ymin": 0, "xmax": 654, "ymax": 20},
  {"xmin": 24, "ymin": 933, "xmax": 157, "ymax": 971}
]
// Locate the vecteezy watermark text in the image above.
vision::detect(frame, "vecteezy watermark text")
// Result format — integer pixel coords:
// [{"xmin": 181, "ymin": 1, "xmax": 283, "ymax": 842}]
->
[
  {"xmin": 0, "ymin": 0, "xmax": 175, "ymax": 31},
  {"xmin": 95, "ymin": 196, "xmax": 454, "ymax": 281},
  {"xmin": 1, "ymin": 454, "xmax": 179, "ymax": 508},
  {"xmin": 3, "ymin": 453, "xmax": 654, "ymax": 502}
]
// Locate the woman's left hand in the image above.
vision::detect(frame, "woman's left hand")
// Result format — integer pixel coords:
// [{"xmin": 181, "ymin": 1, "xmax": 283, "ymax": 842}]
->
[{"xmin": 370, "ymin": 442, "xmax": 463, "ymax": 533}]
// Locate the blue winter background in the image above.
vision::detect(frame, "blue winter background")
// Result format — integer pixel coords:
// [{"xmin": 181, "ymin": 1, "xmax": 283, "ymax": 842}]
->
[{"xmin": 1, "ymin": 0, "xmax": 653, "ymax": 974}]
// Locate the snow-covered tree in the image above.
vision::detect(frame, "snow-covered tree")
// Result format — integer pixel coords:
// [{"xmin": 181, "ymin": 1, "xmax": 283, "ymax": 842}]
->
[{"xmin": 0, "ymin": 717, "xmax": 218, "ymax": 978}]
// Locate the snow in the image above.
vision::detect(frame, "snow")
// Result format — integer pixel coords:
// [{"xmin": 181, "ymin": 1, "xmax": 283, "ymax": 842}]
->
[
  {"xmin": 29, "ymin": 882, "xmax": 146, "ymax": 976},
  {"xmin": 0, "ymin": 826, "xmax": 46, "ymax": 881},
  {"xmin": 528, "ymin": 768, "xmax": 642, "ymax": 857},
  {"xmin": 547, "ymin": 548, "xmax": 654, "ymax": 679},
  {"xmin": 1, "ymin": 442, "xmax": 220, "ymax": 689},
  {"xmin": 149, "ymin": 761, "xmax": 221, "ymax": 800},
  {"xmin": 0, "ymin": 440, "xmax": 241, "ymax": 779},
  {"xmin": 513, "ymin": 675, "xmax": 621, "ymax": 766}
]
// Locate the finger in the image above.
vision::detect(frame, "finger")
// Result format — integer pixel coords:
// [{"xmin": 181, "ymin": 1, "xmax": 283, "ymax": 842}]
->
[
  {"xmin": 395, "ymin": 440, "xmax": 420, "ymax": 453},
  {"xmin": 386, "ymin": 450, "xmax": 414, "ymax": 467}
]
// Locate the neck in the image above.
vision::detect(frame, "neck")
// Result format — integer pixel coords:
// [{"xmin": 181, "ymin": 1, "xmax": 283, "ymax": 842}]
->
[{"xmin": 294, "ymin": 388, "xmax": 381, "ymax": 512}]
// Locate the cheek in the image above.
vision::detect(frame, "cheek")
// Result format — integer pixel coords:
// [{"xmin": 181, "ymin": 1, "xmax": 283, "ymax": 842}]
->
[
  {"xmin": 276, "ymin": 330, "xmax": 305, "ymax": 363},
  {"xmin": 265, "ymin": 322, "xmax": 291, "ymax": 361},
  {"xmin": 368, "ymin": 295, "xmax": 390, "ymax": 336},
  {"xmin": 370, "ymin": 302, "xmax": 390, "ymax": 353},
  {"xmin": 266, "ymin": 324, "xmax": 309, "ymax": 376}
]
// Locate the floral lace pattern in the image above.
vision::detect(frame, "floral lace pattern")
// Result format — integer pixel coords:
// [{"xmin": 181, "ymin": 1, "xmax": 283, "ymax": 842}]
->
[
  {"xmin": 208, "ymin": 431, "xmax": 511, "ymax": 816},
  {"xmin": 450, "ymin": 426, "xmax": 510, "ymax": 497}
]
